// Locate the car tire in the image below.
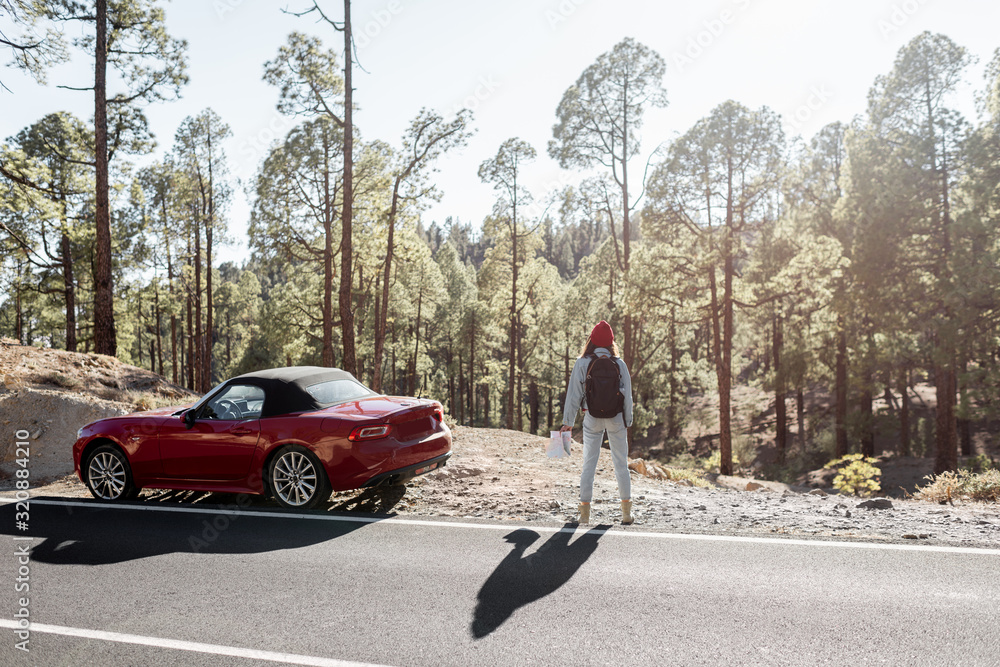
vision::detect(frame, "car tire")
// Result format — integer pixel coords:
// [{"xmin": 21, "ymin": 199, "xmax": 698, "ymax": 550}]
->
[
  {"xmin": 268, "ymin": 445, "xmax": 330, "ymax": 510},
  {"xmin": 84, "ymin": 444, "xmax": 138, "ymax": 501}
]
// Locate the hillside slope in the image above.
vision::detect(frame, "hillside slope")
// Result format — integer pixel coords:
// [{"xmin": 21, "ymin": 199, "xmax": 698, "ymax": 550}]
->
[{"xmin": 0, "ymin": 338, "xmax": 197, "ymax": 480}]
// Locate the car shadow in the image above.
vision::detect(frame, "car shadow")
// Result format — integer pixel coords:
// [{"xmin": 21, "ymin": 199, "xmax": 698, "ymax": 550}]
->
[
  {"xmin": 0, "ymin": 495, "xmax": 380, "ymax": 567},
  {"xmin": 471, "ymin": 523, "xmax": 608, "ymax": 639}
]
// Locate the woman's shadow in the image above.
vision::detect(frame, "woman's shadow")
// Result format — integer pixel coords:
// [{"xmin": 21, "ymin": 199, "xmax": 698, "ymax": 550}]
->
[{"xmin": 471, "ymin": 523, "xmax": 608, "ymax": 638}]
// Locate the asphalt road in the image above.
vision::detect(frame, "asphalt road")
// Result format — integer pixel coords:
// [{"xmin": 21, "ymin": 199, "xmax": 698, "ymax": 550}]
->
[{"xmin": 1, "ymin": 497, "xmax": 999, "ymax": 666}]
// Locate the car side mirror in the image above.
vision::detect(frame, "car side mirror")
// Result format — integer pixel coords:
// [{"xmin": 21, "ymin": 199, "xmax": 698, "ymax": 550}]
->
[{"xmin": 184, "ymin": 409, "xmax": 197, "ymax": 430}]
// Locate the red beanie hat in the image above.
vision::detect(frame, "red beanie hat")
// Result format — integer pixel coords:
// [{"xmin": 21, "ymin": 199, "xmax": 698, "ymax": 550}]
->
[{"xmin": 590, "ymin": 320, "xmax": 614, "ymax": 347}]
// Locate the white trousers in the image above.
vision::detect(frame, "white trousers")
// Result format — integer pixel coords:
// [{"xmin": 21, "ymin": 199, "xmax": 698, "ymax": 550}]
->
[{"xmin": 579, "ymin": 412, "xmax": 631, "ymax": 503}]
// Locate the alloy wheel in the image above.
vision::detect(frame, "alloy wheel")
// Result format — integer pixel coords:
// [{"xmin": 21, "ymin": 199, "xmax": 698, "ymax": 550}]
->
[
  {"xmin": 272, "ymin": 450, "xmax": 319, "ymax": 507},
  {"xmin": 88, "ymin": 451, "xmax": 127, "ymax": 500}
]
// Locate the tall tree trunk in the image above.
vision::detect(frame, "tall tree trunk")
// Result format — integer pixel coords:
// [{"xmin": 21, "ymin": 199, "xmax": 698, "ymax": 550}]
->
[
  {"xmin": 773, "ymin": 312, "xmax": 786, "ymax": 465},
  {"xmin": 373, "ymin": 175, "xmax": 401, "ymax": 391},
  {"xmin": 322, "ymin": 125, "xmax": 335, "ymax": 367},
  {"xmin": 204, "ymin": 128, "xmax": 215, "ymax": 389},
  {"xmin": 928, "ymin": 81, "xmax": 958, "ymax": 474},
  {"xmin": 708, "ymin": 265, "xmax": 729, "ymax": 475},
  {"xmin": 154, "ymin": 282, "xmax": 163, "ymax": 375},
  {"xmin": 959, "ymin": 417, "xmax": 972, "ymax": 457},
  {"xmin": 137, "ymin": 290, "xmax": 143, "ymax": 367},
  {"xmin": 898, "ymin": 370, "xmax": 911, "ymax": 456},
  {"xmin": 667, "ymin": 307, "xmax": 679, "ymax": 441},
  {"xmin": 507, "ymin": 203, "xmax": 518, "ymax": 430},
  {"xmin": 372, "ymin": 276, "xmax": 380, "ymax": 386},
  {"xmin": 469, "ymin": 315, "xmax": 476, "ymax": 425},
  {"xmin": 176, "ymin": 322, "xmax": 182, "ymax": 386},
  {"xmin": 457, "ymin": 349, "xmax": 465, "ymax": 425},
  {"xmin": 14, "ymin": 260, "xmax": 23, "ymax": 344},
  {"xmin": 391, "ymin": 323, "xmax": 397, "ymax": 394},
  {"xmin": 718, "ymin": 245, "xmax": 734, "ymax": 474},
  {"xmin": 163, "ymin": 197, "xmax": 178, "ymax": 384},
  {"xmin": 547, "ymin": 388, "xmax": 553, "ymax": 430},
  {"xmin": 796, "ymin": 388, "xmax": 805, "ymax": 452},
  {"xmin": 61, "ymin": 230, "xmax": 77, "ymax": 352},
  {"xmin": 835, "ymin": 317, "xmax": 849, "ymax": 458},
  {"xmin": 338, "ymin": 0, "xmax": 357, "ymax": 375},
  {"xmin": 170, "ymin": 301, "xmax": 178, "ymax": 383},
  {"xmin": 620, "ymin": 84, "xmax": 633, "ymax": 373},
  {"xmin": 92, "ymin": 0, "xmax": 116, "ymax": 356},
  {"xmin": 194, "ymin": 218, "xmax": 203, "ymax": 392},
  {"xmin": 958, "ymin": 360, "xmax": 972, "ymax": 457},
  {"xmin": 186, "ymin": 288, "xmax": 194, "ymax": 391},
  {"xmin": 860, "ymin": 387, "xmax": 874, "ymax": 458},
  {"xmin": 934, "ymin": 363, "xmax": 958, "ymax": 473},
  {"xmin": 528, "ymin": 380, "xmax": 539, "ymax": 434},
  {"xmin": 447, "ymin": 341, "xmax": 455, "ymax": 416},
  {"xmin": 564, "ymin": 341, "xmax": 571, "ymax": 414},
  {"xmin": 516, "ymin": 315, "xmax": 523, "ymax": 432},
  {"xmin": 483, "ymin": 364, "xmax": 491, "ymax": 428},
  {"xmin": 410, "ymin": 283, "xmax": 423, "ymax": 396}
]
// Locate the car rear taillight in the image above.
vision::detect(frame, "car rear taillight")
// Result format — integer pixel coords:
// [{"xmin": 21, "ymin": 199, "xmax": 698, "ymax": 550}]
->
[
  {"xmin": 349, "ymin": 424, "xmax": 392, "ymax": 441},
  {"xmin": 432, "ymin": 408, "xmax": 443, "ymax": 422}
]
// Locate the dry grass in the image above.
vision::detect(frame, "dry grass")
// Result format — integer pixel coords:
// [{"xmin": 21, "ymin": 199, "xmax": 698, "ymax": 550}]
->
[
  {"xmin": 41, "ymin": 371, "xmax": 82, "ymax": 390},
  {"xmin": 628, "ymin": 458, "xmax": 712, "ymax": 488},
  {"xmin": 126, "ymin": 391, "xmax": 188, "ymax": 412},
  {"xmin": 914, "ymin": 469, "xmax": 1000, "ymax": 503}
]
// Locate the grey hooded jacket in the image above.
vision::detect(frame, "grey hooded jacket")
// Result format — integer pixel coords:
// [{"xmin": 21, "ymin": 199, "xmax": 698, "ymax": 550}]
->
[{"xmin": 561, "ymin": 347, "xmax": 633, "ymax": 428}]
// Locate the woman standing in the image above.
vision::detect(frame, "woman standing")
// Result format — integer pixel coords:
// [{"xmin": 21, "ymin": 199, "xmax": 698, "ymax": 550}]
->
[{"xmin": 560, "ymin": 320, "xmax": 633, "ymax": 525}]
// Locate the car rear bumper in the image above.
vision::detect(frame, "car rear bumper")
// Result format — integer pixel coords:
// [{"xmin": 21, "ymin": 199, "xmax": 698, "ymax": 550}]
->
[{"xmin": 362, "ymin": 451, "xmax": 452, "ymax": 488}]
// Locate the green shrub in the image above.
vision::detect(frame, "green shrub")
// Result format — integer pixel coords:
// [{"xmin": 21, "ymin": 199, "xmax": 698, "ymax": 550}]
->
[
  {"xmin": 961, "ymin": 454, "xmax": 997, "ymax": 474},
  {"xmin": 827, "ymin": 453, "xmax": 881, "ymax": 497}
]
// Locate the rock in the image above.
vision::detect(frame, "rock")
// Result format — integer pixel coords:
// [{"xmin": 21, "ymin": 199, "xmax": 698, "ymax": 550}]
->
[
  {"xmin": 857, "ymin": 498, "xmax": 893, "ymax": 510},
  {"xmin": 628, "ymin": 459, "xmax": 648, "ymax": 476}
]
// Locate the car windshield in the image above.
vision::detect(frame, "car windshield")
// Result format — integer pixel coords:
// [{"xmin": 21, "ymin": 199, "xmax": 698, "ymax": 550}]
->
[
  {"xmin": 201, "ymin": 384, "xmax": 266, "ymax": 420},
  {"xmin": 305, "ymin": 378, "xmax": 375, "ymax": 406}
]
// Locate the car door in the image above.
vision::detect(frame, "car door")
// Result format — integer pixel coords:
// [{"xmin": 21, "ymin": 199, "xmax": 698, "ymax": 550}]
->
[{"xmin": 157, "ymin": 383, "xmax": 265, "ymax": 480}]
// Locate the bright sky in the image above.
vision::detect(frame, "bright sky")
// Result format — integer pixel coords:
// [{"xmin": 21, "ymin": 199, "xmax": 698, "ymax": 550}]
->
[{"xmin": 3, "ymin": 0, "xmax": 999, "ymax": 265}]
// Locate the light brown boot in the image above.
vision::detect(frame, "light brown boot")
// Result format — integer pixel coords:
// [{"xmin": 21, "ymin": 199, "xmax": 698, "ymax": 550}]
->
[
  {"xmin": 621, "ymin": 499, "xmax": 633, "ymax": 525},
  {"xmin": 578, "ymin": 502, "xmax": 590, "ymax": 525}
]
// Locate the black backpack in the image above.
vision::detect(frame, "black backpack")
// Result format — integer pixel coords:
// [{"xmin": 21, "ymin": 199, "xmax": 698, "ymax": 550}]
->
[{"xmin": 585, "ymin": 354, "xmax": 624, "ymax": 418}]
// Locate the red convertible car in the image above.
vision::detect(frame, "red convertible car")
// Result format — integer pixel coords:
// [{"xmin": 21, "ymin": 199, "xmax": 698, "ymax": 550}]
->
[{"xmin": 73, "ymin": 366, "xmax": 451, "ymax": 509}]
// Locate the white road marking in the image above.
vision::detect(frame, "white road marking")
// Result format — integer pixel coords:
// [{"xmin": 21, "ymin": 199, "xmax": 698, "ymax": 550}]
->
[
  {"xmin": 0, "ymin": 619, "xmax": 392, "ymax": 667},
  {"xmin": 5, "ymin": 496, "xmax": 1000, "ymax": 556}
]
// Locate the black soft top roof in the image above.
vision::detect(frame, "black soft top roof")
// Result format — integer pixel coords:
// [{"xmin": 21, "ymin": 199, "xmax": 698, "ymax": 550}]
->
[{"xmin": 229, "ymin": 366, "xmax": 363, "ymax": 417}]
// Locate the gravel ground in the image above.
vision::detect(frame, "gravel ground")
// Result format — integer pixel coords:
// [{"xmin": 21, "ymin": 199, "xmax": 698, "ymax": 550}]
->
[{"xmin": 399, "ymin": 428, "xmax": 1000, "ymax": 550}]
